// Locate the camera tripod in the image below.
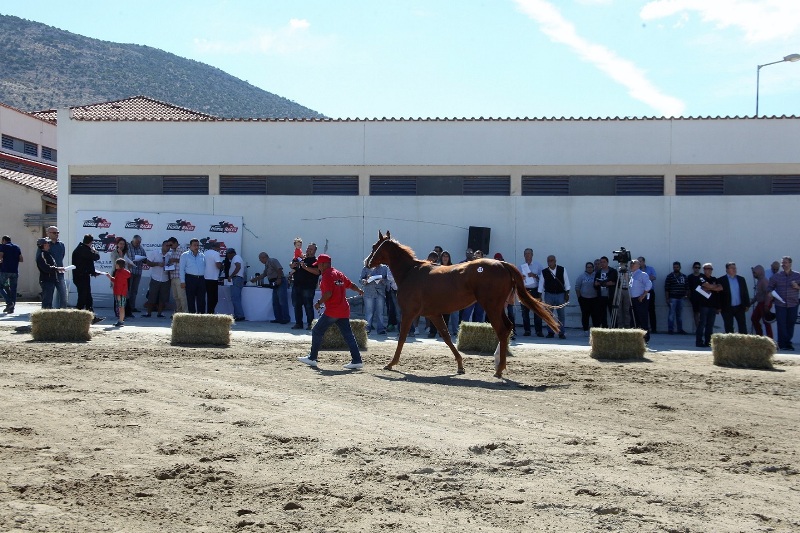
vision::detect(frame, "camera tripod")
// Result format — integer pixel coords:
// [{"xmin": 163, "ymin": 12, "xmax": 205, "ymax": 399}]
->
[{"xmin": 610, "ymin": 264, "xmax": 633, "ymax": 328}]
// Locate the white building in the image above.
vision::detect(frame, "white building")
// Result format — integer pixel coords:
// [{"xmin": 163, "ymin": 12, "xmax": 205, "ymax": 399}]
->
[
  {"xmin": 0, "ymin": 103, "xmax": 57, "ymax": 298},
  {"xmin": 56, "ymin": 97, "xmax": 800, "ymax": 325}
]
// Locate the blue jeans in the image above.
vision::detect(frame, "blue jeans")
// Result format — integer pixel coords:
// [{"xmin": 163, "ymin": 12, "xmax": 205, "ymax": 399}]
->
[
  {"xmin": 39, "ymin": 280, "xmax": 55, "ymax": 309},
  {"xmin": 0, "ymin": 272, "xmax": 18, "ymax": 309},
  {"xmin": 544, "ymin": 292, "xmax": 566, "ymax": 335},
  {"xmin": 775, "ymin": 305, "xmax": 798, "ymax": 349},
  {"xmin": 292, "ymin": 285, "xmax": 315, "ymax": 326},
  {"xmin": 309, "ymin": 314, "xmax": 362, "ymax": 363},
  {"xmin": 231, "ymin": 276, "xmax": 245, "ymax": 318},
  {"xmin": 667, "ymin": 297, "xmax": 684, "ymax": 332},
  {"xmin": 272, "ymin": 277, "xmax": 290, "ymax": 322},
  {"xmin": 363, "ymin": 291, "xmax": 386, "ymax": 332},
  {"xmin": 54, "ymin": 273, "xmax": 67, "ymax": 308}
]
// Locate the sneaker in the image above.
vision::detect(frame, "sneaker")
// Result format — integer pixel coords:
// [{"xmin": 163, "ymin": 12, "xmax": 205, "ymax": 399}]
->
[
  {"xmin": 387, "ymin": 325, "xmax": 396, "ymax": 332},
  {"xmin": 143, "ymin": 313, "xmax": 152, "ymax": 317},
  {"xmin": 306, "ymin": 324, "xmax": 312, "ymax": 330},
  {"xmin": 91, "ymin": 316, "xmax": 105, "ymax": 324},
  {"xmin": 343, "ymin": 362, "xmax": 364, "ymax": 370},
  {"xmin": 297, "ymin": 356, "xmax": 318, "ymax": 368},
  {"xmin": 114, "ymin": 321, "xmax": 124, "ymax": 327},
  {"xmin": 157, "ymin": 314, "xmax": 166, "ymax": 318},
  {"xmin": 378, "ymin": 330, "xmax": 386, "ymax": 335},
  {"xmin": 558, "ymin": 333, "xmax": 566, "ymax": 340},
  {"xmin": 536, "ymin": 332, "xmax": 544, "ymax": 337},
  {"xmin": 291, "ymin": 324, "xmax": 304, "ymax": 330},
  {"xmin": 132, "ymin": 308, "xmax": 141, "ymax": 313},
  {"xmin": 523, "ymin": 331, "xmax": 531, "ymax": 337},
  {"xmin": 546, "ymin": 332, "xmax": 555, "ymax": 338}
]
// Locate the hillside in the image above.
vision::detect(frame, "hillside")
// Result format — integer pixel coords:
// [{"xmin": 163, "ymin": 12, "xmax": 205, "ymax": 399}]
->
[{"xmin": 0, "ymin": 14, "xmax": 324, "ymax": 119}]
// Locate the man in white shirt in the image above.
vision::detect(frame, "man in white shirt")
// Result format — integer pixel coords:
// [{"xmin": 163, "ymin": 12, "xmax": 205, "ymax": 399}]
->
[
  {"xmin": 519, "ymin": 248, "xmax": 544, "ymax": 337},
  {"xmin": 143, "ymin": 240, "xmax": 171, "ymax": 317},
  {"xmin": 224, "ymin": 248, "xmax": 246, "ymax": 321}
]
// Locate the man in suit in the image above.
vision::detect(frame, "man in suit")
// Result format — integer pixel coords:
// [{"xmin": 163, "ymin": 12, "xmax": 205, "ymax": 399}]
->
[{"xmin": 718, "ymin": 262, "xmax": 751, "ymax": 334}]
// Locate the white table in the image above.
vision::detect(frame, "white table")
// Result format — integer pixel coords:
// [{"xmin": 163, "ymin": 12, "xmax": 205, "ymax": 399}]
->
[{"xmin": 216, "ymin": 285, "xmax": 275, "ymax": 321}]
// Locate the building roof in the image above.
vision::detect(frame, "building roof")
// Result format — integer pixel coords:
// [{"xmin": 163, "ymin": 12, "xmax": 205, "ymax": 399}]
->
[
  {"xmin": 0, "ymin": 167, "xmax": 57, "ymax": 199},
  {"xmin": 33, "ymin": 95, "xmax": 219, "ymax": 123}
]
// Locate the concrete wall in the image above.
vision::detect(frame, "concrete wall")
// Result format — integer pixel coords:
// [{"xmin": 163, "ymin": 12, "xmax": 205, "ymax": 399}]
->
[
  {"xmin": 57, "ymin": 114, "xmax": 800, "ymax": 325},
  {"xmin": 0, "ymin": 179, "xmax": 48, "ymax": 298}
]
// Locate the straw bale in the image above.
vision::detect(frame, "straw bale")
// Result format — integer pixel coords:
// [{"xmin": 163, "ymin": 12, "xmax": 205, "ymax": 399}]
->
[
  {"xmin": 171, "ymin": 313, "xmax": 233, "ymax": 346},
  {"xmin": 590, "ymin": 328, "xmax": 646, "ymax": 360},
  {"xmin": 711, "ymin": 333, "xmax": 775, "ymax": 369},
  {"xmin": 313, "ymin": 319, "xmax": 368, "ymax": 350},
  {"xmin": 30, "ymin": 309, "xmax": 93, "ymax": 342},
  {"xmin": 457, "ymin": 322, "xmax": 510, "ymax": 354}
]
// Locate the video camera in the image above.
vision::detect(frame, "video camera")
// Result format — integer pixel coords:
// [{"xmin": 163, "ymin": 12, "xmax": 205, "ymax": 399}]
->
[{"xmin": 613, "ymin": 247, "xmax": 631, "ymax": 265}]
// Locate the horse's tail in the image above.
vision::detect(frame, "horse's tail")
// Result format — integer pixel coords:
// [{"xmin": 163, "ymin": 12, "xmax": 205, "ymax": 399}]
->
[{"xmin": 502, "ymin": 262, "xmax": 561, "ymax": 334}]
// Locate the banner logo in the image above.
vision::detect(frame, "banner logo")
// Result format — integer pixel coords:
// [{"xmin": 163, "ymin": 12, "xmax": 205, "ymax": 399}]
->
[
  {"xmin": 96, "ymin": 232, "xmax": 118, "ymax": 252},
  {"xmin": 82, "ymin": 216, "xmax": 111, "ymax": 228},
  {"xmin": 209, "ymin": 220, "xmax": 239, "ymax": 233},
  {"xmin": 125, "ymin": 217, "xmax": 154, "ymax": 230},
  {"xmin": 166, "ymin": 219, "xmax": 196, "ymax": 232}
]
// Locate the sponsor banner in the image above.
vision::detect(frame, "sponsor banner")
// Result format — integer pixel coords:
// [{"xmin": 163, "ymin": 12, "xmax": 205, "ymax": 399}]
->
[{"xmin": 74, "ymin": 211, "xmax": 243, "ymax": 300}]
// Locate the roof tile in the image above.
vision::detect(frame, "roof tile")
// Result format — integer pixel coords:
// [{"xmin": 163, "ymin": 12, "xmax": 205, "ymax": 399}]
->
[{"xmin": 0, "ymin": 168, "xmax": 57, "ymax": 198}]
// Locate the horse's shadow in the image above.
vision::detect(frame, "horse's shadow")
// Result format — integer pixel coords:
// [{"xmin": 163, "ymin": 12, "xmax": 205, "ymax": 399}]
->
[{"xmin": 374, "ymin": 370, "xmax": 570, "ymax": 391}]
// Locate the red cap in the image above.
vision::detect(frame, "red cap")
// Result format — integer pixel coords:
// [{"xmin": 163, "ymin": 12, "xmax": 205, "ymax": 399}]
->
[
  {"xmin": 313, "ymin": 254, "xmax": 331, "ymax": 266},
  {"xmin": 494, "ymin": 253, "xmax": 503, "ymax": 260}
]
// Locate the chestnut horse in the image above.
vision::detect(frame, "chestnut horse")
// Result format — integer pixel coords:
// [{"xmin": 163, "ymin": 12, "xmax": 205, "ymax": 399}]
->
[{"xmin": 365, "ymin": 231, "xmax": 560, "ymax": 378}]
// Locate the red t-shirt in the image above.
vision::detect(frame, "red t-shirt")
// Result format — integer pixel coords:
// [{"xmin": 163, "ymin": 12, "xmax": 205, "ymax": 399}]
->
[
  {"xmin": 112, "ymin": 268, "xmax": 131, "ymax": 296},
  {"xmin": 319, "ymin": 267, "xmax": 353, "ymax": 319}
]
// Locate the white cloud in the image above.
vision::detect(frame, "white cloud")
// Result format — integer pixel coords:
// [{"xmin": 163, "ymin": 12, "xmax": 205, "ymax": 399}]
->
[
  {"xmin": 640, "ymin": 1, "xmax": 800, "ymax": 42},
  {"xmin": 193, "ymin": 18, "xmax": 324, "ymax": 55},
  {"xmin": 513, "ymin": 0, "xmax": 685, "ymax": 116}
]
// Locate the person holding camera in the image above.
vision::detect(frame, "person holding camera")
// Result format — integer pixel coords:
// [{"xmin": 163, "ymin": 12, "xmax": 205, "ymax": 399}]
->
[{"xmin": 71, "ymin": 233, "xmax": 104, "ymax": 324}]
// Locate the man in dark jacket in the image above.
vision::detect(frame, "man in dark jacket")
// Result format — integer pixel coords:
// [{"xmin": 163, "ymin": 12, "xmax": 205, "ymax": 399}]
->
[
  {"xmin": 72, "ymin": 234, "xmax": 103, "ymax": 323},
  {"xmin": 718, "ymin": 262, "xmax": 751, "ymax": 334}
]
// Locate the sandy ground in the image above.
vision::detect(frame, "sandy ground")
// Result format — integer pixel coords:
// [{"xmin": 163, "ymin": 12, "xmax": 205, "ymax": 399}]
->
[{"xmin": 0, "ymin": 323, "xmax": 798, "ymax": 532}]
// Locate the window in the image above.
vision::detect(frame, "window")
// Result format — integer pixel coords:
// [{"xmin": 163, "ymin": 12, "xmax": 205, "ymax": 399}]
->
[
  {"xmin": 676, "ymin": 175, "xmax": 799, "ymax": 195},
  {"xmin": 1, "ymin": 135, "xmax": 12, "ymax": 150},
  {"xmin": 1, "ymin": 134, "xmax": 38, "ymax": 157},
  {"xmin": 42, "ymin": 146, "xmax": 57, "ymax": 162},
  {"xmin": 70, "ymin": 175, "xmax": 208, "ymax": 195},
  {"xmin": 522, "ymin": 176, "xmax": 663, "ymax": 196},
  {"xmin": 370, "ymin": 176, "xmax": 510, "ymax": 196},
  {"xmin": 23, "ymin": 142, "xmax": 37, "ymax": 157},
  {"xmin": 220, "ymin": 176, "xmax": 358, "ymax": 195}
]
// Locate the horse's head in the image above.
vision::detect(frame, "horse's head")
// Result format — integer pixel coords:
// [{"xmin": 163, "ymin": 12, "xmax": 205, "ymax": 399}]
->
[{"xmin": 364, "ymin": 230, "xmax": 392, "ymax": 268}]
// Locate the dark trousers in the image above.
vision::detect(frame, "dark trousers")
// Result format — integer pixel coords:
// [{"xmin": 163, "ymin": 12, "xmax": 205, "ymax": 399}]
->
[
  {"xmin": 205, "ymin": 279, "xmax": 219, "ymax": 313},
  {"xmin": 521, "ymin": 288, "xmax": 543, "ymax": 334},
  {"xmin": 721, "ymin": 305, "xmax": 747, "ymax": 333},
  {"xmin": 775, "ymin": 305, "xmax": 798, "ymax": 349},
  {"xmin": 631, "ymin": 297, "xmax": 650, "ymax": 341},
  {"xmin": 292, "ymin": 285, "xmax": 315, "ymax": 326},
  {"xmin": 272, "ymin": 277, "xmax": 290, "ymax": 322},
  {"xmin": 40, "ymin": 280, "xmax": 55, "ymax": 309},
  {"xmin": 696, "ymin": 307, "xmax": 717, "ymax": 346},
  {"xmin": 185, "ymin": 275, "xmax": 206, "ymax": 314},
  {"xmin": 74, "ymin": 275, "xmax": 93, "ymax": 311},
  {"xmin": 597, "ymin": 295, "xmax": 610, "ymax": 327},
  {"xmin": 648, "ymin": 291, "xmax": 657, "ymax": 332},
  {"xmin": 578, "ymin": 296, "xmax": 602, "ymax": 331}
]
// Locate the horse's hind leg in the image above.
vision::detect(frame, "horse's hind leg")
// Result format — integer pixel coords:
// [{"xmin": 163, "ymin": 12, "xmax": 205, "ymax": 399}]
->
[
  {"xmin": 385, "ymin": 314, "xmax": 416, "ymax": 371},
  {"xmin": 485, "ymin": 307, "xmax": 513, "ymax": 378},
  {"xmin": 429, "ymin": 315, "xmax": 464, "ymax": 374}
]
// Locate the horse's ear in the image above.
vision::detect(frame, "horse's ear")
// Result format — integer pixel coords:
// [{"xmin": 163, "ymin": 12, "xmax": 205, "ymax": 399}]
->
[
  {"xmin": 386, "ymin": 230, "xmax": 392, "ymax": 240},
  {"xmin": 378, "ymin": 230, "xmax": 384, "ymax": 241}
]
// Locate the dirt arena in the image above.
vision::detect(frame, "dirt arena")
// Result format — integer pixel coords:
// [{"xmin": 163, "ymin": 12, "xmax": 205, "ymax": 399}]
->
[{"xmin": 0, "ymin": 325, "xmax": 798, "ymax": 532}]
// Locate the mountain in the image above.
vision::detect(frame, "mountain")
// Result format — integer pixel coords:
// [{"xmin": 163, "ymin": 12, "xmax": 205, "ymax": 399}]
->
[{"xmin": 0, "ymin": 14, "xmax": 325, "ymax": 119}]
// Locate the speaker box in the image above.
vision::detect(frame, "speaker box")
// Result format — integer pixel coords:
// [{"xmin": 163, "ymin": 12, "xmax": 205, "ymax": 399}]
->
[{"xmin": 467, "ymin": 226, "xmax": 491, "ymax": 255}]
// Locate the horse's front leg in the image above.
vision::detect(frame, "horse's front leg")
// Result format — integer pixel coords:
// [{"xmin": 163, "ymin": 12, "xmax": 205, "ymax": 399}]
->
[
  {"xmin": 429, "ymin": 315, "xmax": 464, "ymax": 374},
  {"xmin": 384, "ymin": 314, "xmax": 416, "ymax": 371}
]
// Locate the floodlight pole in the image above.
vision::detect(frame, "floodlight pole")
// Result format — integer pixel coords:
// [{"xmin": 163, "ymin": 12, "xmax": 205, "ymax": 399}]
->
[{"xmin": 756, "ymin": 53, "xmax": 800, "ymax": 117}]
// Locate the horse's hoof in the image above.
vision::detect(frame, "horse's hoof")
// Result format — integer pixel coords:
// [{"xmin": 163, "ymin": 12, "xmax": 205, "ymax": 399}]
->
[
  {"xmin": 494, "ymin": 372, "xmax": 503, "ymax": 379},
  {"xmin": 457, "ymin": 368, "xmax": 466, "ymax": 375},
  {"xmin": 383, "ymin": 365, "xmax": 394, "ymax": 371}
]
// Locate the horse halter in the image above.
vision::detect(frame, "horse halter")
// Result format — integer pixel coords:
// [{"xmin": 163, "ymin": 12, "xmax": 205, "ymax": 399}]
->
[{"xmin": 364, "ymin": 238, "xmax": 390, "ymax": 268}]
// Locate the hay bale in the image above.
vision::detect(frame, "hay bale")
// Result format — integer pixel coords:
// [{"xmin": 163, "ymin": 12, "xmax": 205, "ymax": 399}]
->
[
  {"xmin": 457, "ymin": 322, "xmax": 510, "ymax": 354},
  {"xmin": 312, "ymin": 319, "xmax": 368, "ymax": 350},
  {"xmin": 590, "ymin": 328, "xmax": 646, "ymax": 360},
  {"xmin": 711, "ymin": 333, "xmax": 775, "ymax": 369},
  {"xmin": 30, "ymin": 309, "xmax": 93, "ymax": 342},
  {"xmin": 171, "ymin": 313, "xmax": 233, "ymax": 346}
]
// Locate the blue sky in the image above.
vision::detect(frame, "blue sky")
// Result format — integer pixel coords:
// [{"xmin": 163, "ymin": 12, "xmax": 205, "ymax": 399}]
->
[{"xmin": 4, "ymin": 1, "xmax": 800, "ymax": 118}]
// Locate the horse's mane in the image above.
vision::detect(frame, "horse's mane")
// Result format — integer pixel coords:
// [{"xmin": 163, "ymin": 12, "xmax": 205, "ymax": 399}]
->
[{"xmin": 387, "ymin": 239, "xmax": 417, "ymax": 260}]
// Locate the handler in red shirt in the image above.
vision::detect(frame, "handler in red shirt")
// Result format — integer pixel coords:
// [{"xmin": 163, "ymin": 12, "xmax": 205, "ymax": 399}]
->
[{"xmin": 298, "ymin": 254, "xmax": 365, "ymax": 369}]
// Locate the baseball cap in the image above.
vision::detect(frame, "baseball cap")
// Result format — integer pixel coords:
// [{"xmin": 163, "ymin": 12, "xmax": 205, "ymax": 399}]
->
[
  {"xmin": 37, "ymin": 237, "xmax": 51, "ymax": 247},
  {"xmin": 313, "ymin": 254, "xmax": 331, "ymax": 266}
]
